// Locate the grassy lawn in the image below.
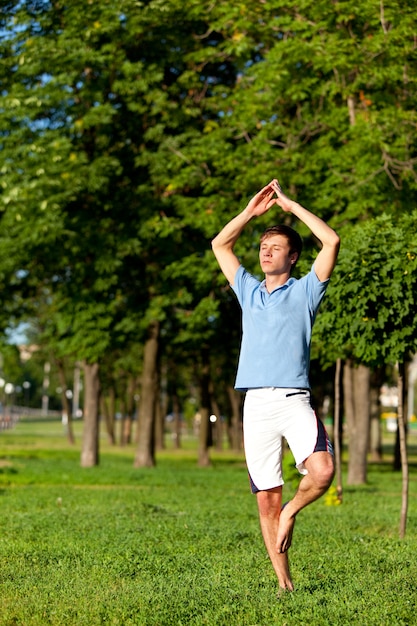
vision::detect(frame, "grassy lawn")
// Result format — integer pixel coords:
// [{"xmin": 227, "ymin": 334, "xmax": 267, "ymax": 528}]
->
[{"xmin": 0, "ymin": 417, "xmax": 416, "ymax": 625}]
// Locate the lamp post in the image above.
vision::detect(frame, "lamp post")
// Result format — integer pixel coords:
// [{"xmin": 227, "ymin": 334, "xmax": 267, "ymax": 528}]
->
[
  {"xmin": 42, "ymin": 362, "xmax": 50, "ymax": 415},
  {"xmin": 4, "ymin": 382, "xmax": 15, "ymax": 419},
  {"xmin": 72, "ymin": 363, "xmax": 81, "ymax": 418},
  {"xmin": 23, "ymin": 381, "xmax": 31, "ymax": 407},
  {"xmin": 0, "ymin": 378, "xmax": 5, "ymax": 416}
]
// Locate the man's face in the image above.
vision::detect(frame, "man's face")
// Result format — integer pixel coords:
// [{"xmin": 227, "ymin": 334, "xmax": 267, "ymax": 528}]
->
[{"xmin": 259, "ymin": 234, "xmax": 297, "ymax": 276}]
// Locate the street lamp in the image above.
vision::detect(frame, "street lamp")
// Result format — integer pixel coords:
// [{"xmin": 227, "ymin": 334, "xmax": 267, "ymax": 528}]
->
[
  {"xmin": 4, "ymin": 383, "xmax": 15, "ymax": 416},
  {"xmin": 23, "ymin": 381, "xmax": 31, "ymax": 407}
]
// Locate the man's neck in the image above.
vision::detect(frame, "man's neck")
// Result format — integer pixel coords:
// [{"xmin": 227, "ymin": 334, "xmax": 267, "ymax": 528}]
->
[{"xmin": 265, "ymin": 272, "xmax": 291, "ymax": 293}]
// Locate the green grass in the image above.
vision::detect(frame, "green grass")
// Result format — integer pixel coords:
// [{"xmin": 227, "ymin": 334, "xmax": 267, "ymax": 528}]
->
[{"xmin": 0, "ymin": 418, "xmax": 416, "ymax": 625}]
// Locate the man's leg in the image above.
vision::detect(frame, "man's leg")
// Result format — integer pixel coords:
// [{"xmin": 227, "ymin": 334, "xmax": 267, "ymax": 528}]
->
[
  {"xmin": 256, "ymin": 487, "xmax": 294, "ymax": 591},
  {"xmin": 276, "ymin": 450, "xmax": 334, "ymax": 554}
]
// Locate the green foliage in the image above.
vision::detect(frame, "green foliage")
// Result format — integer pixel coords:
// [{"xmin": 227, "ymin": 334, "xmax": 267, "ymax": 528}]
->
[
  {"xmin": 155, "ymin": 0, "xmax": 417, "ymax": 227},
  {"xmin": 316, "ymin": 211, "xmax": 417, "ymax": 366},
  {"xmin": 1, "ymin": 0, "xmax": 417, "ymax": 399}
]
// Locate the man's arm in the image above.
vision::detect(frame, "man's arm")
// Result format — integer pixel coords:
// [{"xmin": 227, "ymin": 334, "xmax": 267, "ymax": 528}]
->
[
  {"xmin": 271, "ymin": 180, "xmax": 340, "ymax": 282},
  {"xmin": 211, "ymin": 182, "xmax": 277, "ymax": 285}
]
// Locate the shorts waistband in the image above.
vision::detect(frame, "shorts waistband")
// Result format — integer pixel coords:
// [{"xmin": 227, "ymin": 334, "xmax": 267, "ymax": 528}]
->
[{"xmin": 246, "ymin": 387, "xmax": 310, "ymax": 399}]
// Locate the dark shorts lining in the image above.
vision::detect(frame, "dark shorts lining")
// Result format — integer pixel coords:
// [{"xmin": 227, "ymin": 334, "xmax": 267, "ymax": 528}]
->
[{"xmin": 315, "ymin": 417, "xmax": 334, "ymax": 455}]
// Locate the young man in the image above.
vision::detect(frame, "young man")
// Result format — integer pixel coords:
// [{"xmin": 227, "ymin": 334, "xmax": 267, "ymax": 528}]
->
[{"xmin": 211, "ymin": 179, "xmax": 340, "ymax": 592}]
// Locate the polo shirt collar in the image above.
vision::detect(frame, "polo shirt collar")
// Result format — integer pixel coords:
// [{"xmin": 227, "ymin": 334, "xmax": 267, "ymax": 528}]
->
[{"xmin": 260, "ymin": 276, "xmax": 295, "ymax": 294}]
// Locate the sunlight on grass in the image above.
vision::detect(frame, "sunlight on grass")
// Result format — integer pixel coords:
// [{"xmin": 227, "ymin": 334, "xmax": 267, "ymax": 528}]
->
[{"xmin": 0, "ymin": 417, "xmax": 416, "ymax": 625}]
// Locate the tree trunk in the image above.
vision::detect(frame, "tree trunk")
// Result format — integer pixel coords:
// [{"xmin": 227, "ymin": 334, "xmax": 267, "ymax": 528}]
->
[
  {"xmin": 134, "ymin": 320, "xmax": 159, "ymax": 468},
  {"xmin": 155, "ymin": 363, "xmax": 168, "ymax": 451},
  {"xmin": 397, "ymin": 361, "xmax": 408, "ymax": 539},
  {"xmin": 198, "ymin": 350, "xmax": 211, "ymax": 467},
  {"xmin": 154, "ymin": 396, "xmax": 165, "ymax": 450},
  {"xmin": 81, "ymin": 361, "xmax": 100, "ymax": 467},
  {"xmin": 394, "ymin": 362, "xmax": 408, "ymax": 471},
  {"xmin": 101, "ymin": 387, "xmax": 115, "ymax": 445},
  {"xmin": 209, "ymin": 383, "xmax": 223, "ymax": 451},
  {"xmin": 344, "ymin": 360, "xmax": 370, "ymax": 484},
  {"xmin": 369, "ymin": 369, "xmax": 383, "ymax": 462},
  {"xmin": 333, "ymin": 358, "xmax": 343, "ymax": 502},
  {"xmin": 198, "ymin": 407, "xmax": 211, "ymax": 466},
  {"xmin": 121, "ymin": 374, "xmax": 136, "ymax": 446},
  {"xmin": 172, "ymin": 391, "xmax": 182, "ymax": 450},
  {"xmin": 108, "ymin": 385, "xmax": 116, "ymax": 444},
  {"xmin": 227, "ymin": 385, "xmax": 243, "ymax": 451},
  {"xmin": 56, "ymin": 358, "xmax": 75, "ymax": 445},
  {"xmin": 122, "ymin": 415, "xmax": 132, "ymax": 446}
]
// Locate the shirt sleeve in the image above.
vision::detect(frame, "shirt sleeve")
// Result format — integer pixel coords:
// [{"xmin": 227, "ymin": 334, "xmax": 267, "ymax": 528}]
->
[
  {"xmin": 231, "ymin": 265, "xmax": 260, "ymax": 308},
  {"xmin": 304, "ymin": 262, "xmax": 330, "ymax": 316}
]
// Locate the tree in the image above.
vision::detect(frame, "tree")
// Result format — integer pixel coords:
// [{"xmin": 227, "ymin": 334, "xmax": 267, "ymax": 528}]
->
[
  {"xmin": 316, "ymin": 212, "xmax": 417, "ymax": 534},
  {"xmin": 1, "ymin": 0, "xmax": 416, "ymax": 472},
  {"xmin": 1, "ymin": 0, "xmax": 238, "ymax": 465},
  {"xmin": 0, "ymin": 0, "xmax": 150, "ymax": 463}
]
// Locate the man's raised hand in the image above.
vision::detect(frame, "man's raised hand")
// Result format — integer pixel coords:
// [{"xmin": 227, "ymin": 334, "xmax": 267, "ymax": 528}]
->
[
  {"xmin": 245, "ymin": 181, "xmax": 277, "ymax": 217},
  {"xmin": 271, "ymin": 179, "xmax": 294, "ymax": 213}
]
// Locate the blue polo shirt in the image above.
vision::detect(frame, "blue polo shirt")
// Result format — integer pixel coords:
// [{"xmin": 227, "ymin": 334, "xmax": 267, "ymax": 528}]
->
[{"xmin": 231, "ymin": 264, "xmax": 329, "ymax": 391}]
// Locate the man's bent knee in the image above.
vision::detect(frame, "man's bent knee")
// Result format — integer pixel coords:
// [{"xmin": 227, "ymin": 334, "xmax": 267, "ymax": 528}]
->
[{"xmin": 304, "ymin": 451, "xmax": 334, "ymax": 489}]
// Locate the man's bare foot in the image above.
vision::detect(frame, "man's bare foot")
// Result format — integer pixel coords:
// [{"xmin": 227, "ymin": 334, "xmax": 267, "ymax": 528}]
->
[
  {"xmin": 276, "ymin": 504, "xmax": 296, "ymax": 553},
  {"xmin": 276, "ymin": 552, "xmax": 294, "ymax": 591},
  {"xmin": 277, "ymin": 584, "xmax": 294, "ymax": 598}
]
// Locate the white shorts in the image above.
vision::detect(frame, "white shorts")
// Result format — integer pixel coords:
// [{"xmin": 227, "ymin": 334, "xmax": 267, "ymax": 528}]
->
[{"xmin": 243, "ymin": 387, "xmax": 333, "ymax": 493}]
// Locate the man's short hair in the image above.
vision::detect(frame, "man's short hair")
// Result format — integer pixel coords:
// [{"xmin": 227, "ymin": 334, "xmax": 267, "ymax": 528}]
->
[{"xmin": 260, "ymin": 225, "xmax": 303, "ymax": 262}]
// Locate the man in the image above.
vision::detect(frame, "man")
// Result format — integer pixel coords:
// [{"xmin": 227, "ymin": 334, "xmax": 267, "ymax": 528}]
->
[{"xmin": 211, "ymin": 179, "xmax": 340, "ymax": 592}]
